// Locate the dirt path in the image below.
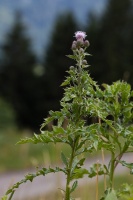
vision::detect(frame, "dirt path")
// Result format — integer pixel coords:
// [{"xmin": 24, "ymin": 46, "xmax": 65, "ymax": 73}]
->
[{"xmin": 0, "ymin": 154, "xmax": 132, "ymax": 200}]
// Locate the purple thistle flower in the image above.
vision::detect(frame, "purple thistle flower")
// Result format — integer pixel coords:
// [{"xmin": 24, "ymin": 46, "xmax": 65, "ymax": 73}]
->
[{"xmin": 74, "ymin": 31, "xmax": 87, "ymax": 41}]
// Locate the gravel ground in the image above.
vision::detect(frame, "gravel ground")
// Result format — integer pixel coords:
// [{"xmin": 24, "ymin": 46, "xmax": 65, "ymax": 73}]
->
[{"xmin": 0, "ymin": 154, "xmax": 132, "ymax": 200}]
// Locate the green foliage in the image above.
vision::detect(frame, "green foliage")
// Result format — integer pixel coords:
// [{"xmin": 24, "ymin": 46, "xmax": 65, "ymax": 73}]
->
[
  {"xmin": 70, "ymin": 180, "xmax": 78, "ymax": 193},
  {"xmin": 105, "ymin": 190, "xmax": 118, "ymax": 200},
  {"xmin": 117, "ymin": 184, "xmax": 133, "ymax": 200},
  {"xmin": 1, "ymin": 196, "xmax": 8, "ymax": 200},
  {"xmin": 2, "ymin": 31, "xmax": 133, "ymax": 200},
  {"xmin": 88, "ymin": 163, "xmax": 108, "ymax": 178},
  {"xmin": 0, "ymin": 129, "xmax": 71, "ymax": 172},
  {"xmin": 119, "ymin": 161, "xmax": 133, "ymax": 174},
  {"xmin": 5, "ymin": 167, "xmax": 65, "ymax": 197}
]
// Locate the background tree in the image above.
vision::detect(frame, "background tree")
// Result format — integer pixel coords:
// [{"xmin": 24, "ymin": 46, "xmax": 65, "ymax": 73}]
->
[
  {"xmin": 0, "ymin": 12, "xmax": 44, "ymax": 130},
  {"xmin": 86, "ymin": 0, "xmax": 133, "ymax": 87},
  {"xmin": 42, "ymin": 12, "xmax": 78, "ymax": 114}
]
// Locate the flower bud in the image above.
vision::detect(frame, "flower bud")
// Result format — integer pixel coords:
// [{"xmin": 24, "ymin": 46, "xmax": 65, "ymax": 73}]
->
[
  {"xmin": 79, "ymin": 48, "xmax": 84, "ymax": 53},
  {"xmin": 84, "ymin": 40, "xmax": 90, "ymax": 47},
  {"xmin": 71, "ymin": 43, "xmax": 77, "ymax": 50},
  {"xmin": 76, "ymin": 39, "xmax": 84, "ymax": 47},
  {"xmin": 73, "ymin": 40, "xmax": 77, "ymax": 45},
  {"xmin": 70, "ymin": 66, "xmax": 74, "ymax": 70},
  {"xmin": 82, "ymin": 60, "xmax": 87, "ymax": 65}
]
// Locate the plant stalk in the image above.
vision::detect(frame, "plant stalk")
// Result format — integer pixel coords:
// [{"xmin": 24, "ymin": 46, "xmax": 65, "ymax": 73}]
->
[
  {"xmin": 65, "ymin": 140, "xmax": 76, "ymax": 200},
  {"xmin": 102, "ymin": 148, "xmax": 107, "ymax": 190},
  {"xmin": 109, "ymin": 152, "xmax": 115, "ymax": 189},
  {"xmin": 8, "ymin": 191, "xmax": 15, "ymax": 200},
  {"xmin": 96, "ymin": 161, "xmax": 99, "ymax": 200}
]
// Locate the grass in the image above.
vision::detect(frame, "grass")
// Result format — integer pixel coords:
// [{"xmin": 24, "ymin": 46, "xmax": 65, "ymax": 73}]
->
[
  {"xmin": 73, "ymin": 174, "xmax": 133, "ymax": 200},
  {"xmin": 0, "ymin": 128, "xmax": 71, "ymax": 172},
  {"xmin": 1, "ymin": 128, "xmax": 133, "ymax": 199},
  {"xmin": 21, "ymin": 173, "xmax": 133, "ymax": 200},
  {"xmin": 0, "ymin": 127, "xmax": 103, "ymax": 172},
  {"xmin": 0, "ymin": 128, "xmax": 130, "ymax": 172}
]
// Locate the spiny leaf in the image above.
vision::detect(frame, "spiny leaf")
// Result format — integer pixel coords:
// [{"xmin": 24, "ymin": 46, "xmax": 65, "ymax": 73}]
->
[
  {"xmin": 67, "ymin": 55, "xmax": 77, "ymax": 60},
  {"xmin": 61, "ymin": 152, "xmax": 68, "ymax": 166},
  {"xmin": 117, "ymin": 183, "xmax": 133, "ymax": 199},
  {"xmin": 1, "ymin": 195, "xmax": 8, "ymax": 200},
  {"xmin": 70, "ymin": 180, "xmax": 78, "ymax": 193},
  {"xmin": 40, "ymin": 116, "xmax": 54, "ymax": 130},
  {"xmin": 93, "ymin": 140, "xmax": 98, "ymax": 151},
  {"xmin": 105, "ymin": 190, "xmax": 118, "ymax": 200},
  {"xmin": 17, "ymin": 131, "xmax": 69, "ymax": 145},
  {"xmin": 5, "ymin": 167, "xmax": 64, "ymax": 198},
  {"xmin": 119, "ymin": 161, "xmax": 133, "ymax": 174},
  {"xmin": 88, "ymin": 163, "xmax": 108, "ymax": 178},
  {"xmin": 71, "ymin": 168, "xmax": 89, "ymax": 179},
  {"xmin": 52, "ymin": 126, "xmax": 65, "ymax": 134},
  {"xmin": 71, "ymin": 157, "xmax": 83, "ymax": 173},
  {"xmin": 61, "ymin": 77, "xmax": 71, "ymax": 86}
]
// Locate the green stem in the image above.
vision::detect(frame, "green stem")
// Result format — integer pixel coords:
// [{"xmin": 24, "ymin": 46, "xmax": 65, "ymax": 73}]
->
[
  {"xmin": 65, "ymin": 50, "xmax": 83, "ymax": 200},
  {"xmin": 65, "ymin": 140, "xmax": 76, "ymax": 200},
  {"xmin": 8, "ymin": 191, "xmax": 15, "ymax": 200},
  {"xmin": 77, "ymin": 53, "xmax": 82, "ymax": 85},
  {"xmin": 109, "ymin": 152, "xmax": 115, "ymax": 189},
  {"xmin": 115, "ymin": 141, "xmax": 130, "ymax": 169}
]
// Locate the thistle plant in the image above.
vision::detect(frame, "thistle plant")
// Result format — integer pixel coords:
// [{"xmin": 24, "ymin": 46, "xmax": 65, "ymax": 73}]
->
[{"xmin": 2, "ymin": 31, "xmax": 133, "ymax": 200}]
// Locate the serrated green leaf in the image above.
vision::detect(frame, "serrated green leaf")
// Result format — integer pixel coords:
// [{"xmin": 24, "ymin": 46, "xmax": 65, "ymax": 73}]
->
[
  {"xmin": 105, "ymin": 190, "xmax": 118, "ymax": 200},
  {"xmin": 88, "ymin": 163, "xmax": 107, "ymax": 178},
  {"xmin": 40, "ymin": 116, "xmax": 54, "ymax": 130},
  {"xmin": 67, "ymin": 55, "xmax": 77, "ymax": 60},
  {"xmin": 78, "ymin": 158, "xmax": 85, "ymax": 166},
  {"xmin": 70, "ymin": 180, "xmax": 78, "ymax": 193},
  {"xmin": 17, "ymin": 137, "xmax": 34, "ymax": 144},
  {"xmin": 68, "ymin": 135, "xmax": 73, "ymax": 145},
  {"xmin": 5, "ymin": 167, "xmax": 65, "ymax": 198},
  {"xmin": 119, "ymin": 161, "xmax": 133, "ymax": 174},
  {"xmin": 61, "ymin": 152, "xmax": 68, "ymax": 166},
  {"xmin": 94, "ymin": 140, "xmax": 98, "ymax": 151},
  {"xmin": 17, "ymin": 132, "xmax": 57, "ymax": 145},
  {"xmin": 71, "ymin": 157, "xmax": 80, "ymax": 173},
  {"xmin": 58, "ymin": 116, "xmax": 65, "ymax": 127},
  {"xmin": 1, "ymin": 195, "xmax": 8, "ymax": 200},
  {"xmin": 118, "ymin": 183, "xmax": 133, "ymax": 199},
  {"xmin": 52, "ymin": 126, "xmax": 65, "ymax": 134},
  {"xmin": 25, "ymin": 174, "xmax": 34, "ymax": 182},
  {"xmin": 5, "ymin": 189, "xmax": 13, "ymax": 195},
  {"xmin": 71, "ymin": 157, "xmax": 86, "ymax": 175},
  {"xmin": 61, "ymin": 78, "xmax": 70, "ymax": 86},
  {"xmin": 72, "ymin": 168, "xmax": 89, "ymax": 179}
]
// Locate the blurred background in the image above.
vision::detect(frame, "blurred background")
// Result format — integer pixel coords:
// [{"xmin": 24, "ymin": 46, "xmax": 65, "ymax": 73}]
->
[
  {"xmin": 0, "ymin": 0, "xmax": 133, "ymax": 131},
  {"xmin": 0, "ymin": 0, "xmax": 133, "ymax": 199}
]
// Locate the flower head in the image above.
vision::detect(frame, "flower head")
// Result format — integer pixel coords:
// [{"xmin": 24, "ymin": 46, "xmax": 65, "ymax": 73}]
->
[{"xmin": 74, "ymin": 31, "xmax": 87, "ymax": 40}]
